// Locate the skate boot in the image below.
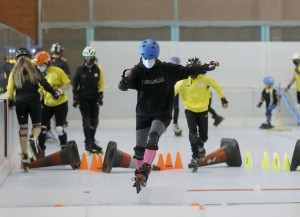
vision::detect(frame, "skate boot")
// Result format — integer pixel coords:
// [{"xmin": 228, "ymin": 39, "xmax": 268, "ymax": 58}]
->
[
  {"xmin": 134, "ymin": 163, "xmax": 151, "ymax": 193},
  {"xmin": 213, "ymin": 115, "xmax": 224, "ymax": 126},
  {"xmin": 198, "ymin": 147, "xmax": 206, "ymax": 160},
  {"xmin": 91, "ymin": 141, "xmax": 104, "ymax": 155},
  {"xmin": 260, "ymin": 122, "xmax": 273, "ymax": 129},
  {"xmin": 21, "ymin": 153, "xmax": 30, "ymax": 172},
  {"xmin": 28, "ymin": 136, "xmax": 40, "ymax": 161},
  {"xmin": 188, "ymin": 157, "xmax": 200, "ymax": 173},
  {"xmin": 173, "ymin": 123, "xmax": 182, "ymax": 136},
  {"xmin": 132, "ymin": 169, "xmax": 139, "ymax": 187},
  {"xmin": 264, "ymin": 122, "xmax": 274, "ymax": 129}
]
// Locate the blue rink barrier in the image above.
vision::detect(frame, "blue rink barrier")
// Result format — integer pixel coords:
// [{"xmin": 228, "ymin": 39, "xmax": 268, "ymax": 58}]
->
[{"xmin": 276, "ymin": 87, "xmax": 300, "ymax": 125}]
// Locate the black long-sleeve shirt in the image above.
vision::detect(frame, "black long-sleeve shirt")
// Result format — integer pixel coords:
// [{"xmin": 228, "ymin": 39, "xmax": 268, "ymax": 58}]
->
[{"xmin": 119, "ymin": 59, "xmax": 215, "ymax": 119}]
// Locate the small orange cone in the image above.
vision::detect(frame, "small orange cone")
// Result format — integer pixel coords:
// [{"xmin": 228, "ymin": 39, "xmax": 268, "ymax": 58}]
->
[
  {"xmin": 96, "ymin": 155, "xmax": 103, "ymax": 172},
  {"xmin": 157, "ymin": 153, "xmax": 165, "ymax": 170},
  {"xmin": 90, "ymin": 154, "xmax": 97, "ymax": 171},
  {"xmin": 79, "ymin": 152, "xmax": 88, "ymax": 170},
  {"xmin": 165, "ymin": 153, "xmax": 173, "ymax": 169},
  {"xmin": 174, "ymin": 152, "xmax": 183, "ymax": 169}
]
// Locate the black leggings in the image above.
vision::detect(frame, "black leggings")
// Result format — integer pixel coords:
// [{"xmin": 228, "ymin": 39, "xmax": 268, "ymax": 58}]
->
[
  {"xmin": 79, "ymin": 97, "xmax": 99, "ymax": 144},
  {"xmin": 173, "ymin": 95, "xmax": 179, "ymax": 124},
  {"xmin": 15, "ymin": 96, "xmax": 41, "ymax": 125},
  {"xmin": 185, "ymin": 109, "xmax": 208, "ymax": 158}
]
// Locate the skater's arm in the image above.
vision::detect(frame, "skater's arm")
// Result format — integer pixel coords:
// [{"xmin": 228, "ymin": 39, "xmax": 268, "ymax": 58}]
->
[{"xmin": 285, "ymin": 77, "xmax": 296, "ymax": 91}]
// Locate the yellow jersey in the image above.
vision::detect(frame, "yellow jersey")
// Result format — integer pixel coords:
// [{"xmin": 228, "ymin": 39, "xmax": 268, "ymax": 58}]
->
[
  {"xmin": 40, "ymin": 66, "xmax": 70, "ymax": 107},
  {"xmin": 175, "ymin": 75, "xmax": 225, "ymax": 113}
]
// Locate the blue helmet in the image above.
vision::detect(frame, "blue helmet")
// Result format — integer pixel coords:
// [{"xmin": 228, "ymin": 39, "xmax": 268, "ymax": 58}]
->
[
  {"xmin": 169, "ymin": 57, "xmax": 181, "ymax": 64},
  {"xmin": 30, "ymin": 46, "xmax": 43, "ymax": 56},
  {"xmin": 263, "ymin": 76, "xmax": 274, "ymax": 86},
  {"xmin": 139, "ymin": 39, "xmax": 160, "ymax": 59}
]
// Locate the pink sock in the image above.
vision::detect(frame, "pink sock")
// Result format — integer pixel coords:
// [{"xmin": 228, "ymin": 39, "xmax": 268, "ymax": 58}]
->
[
  {"xmin": 143, "ymin": 149, "xmax": 157, "ymax": 165},
  {"xmin": 135, "ymin": 159, "xmax": 143, "ymax": 169}
]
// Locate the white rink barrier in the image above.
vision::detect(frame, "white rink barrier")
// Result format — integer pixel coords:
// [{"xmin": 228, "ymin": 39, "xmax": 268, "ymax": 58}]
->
[
  {"xmin": 0, "ymin": 187, "xmax": 187, "ymax": 207},
  {"xmin": 0, "ymin": 206, "xmax": 202, "ymax": 217}
]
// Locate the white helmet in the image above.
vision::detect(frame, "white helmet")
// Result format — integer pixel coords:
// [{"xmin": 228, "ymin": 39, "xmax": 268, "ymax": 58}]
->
[
  {"xmin": 82, "ymin": 46, "xmax": 96, "ymax": 57},
  {"xmin": 292, "ymin": 53, "xmax": 300, "ymax": 60}
]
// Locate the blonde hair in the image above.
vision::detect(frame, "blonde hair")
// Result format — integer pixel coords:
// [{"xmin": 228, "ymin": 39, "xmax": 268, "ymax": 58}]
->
[{"xmin": 11, "ymin": 56, "xmax": 42, "ymax": 88}]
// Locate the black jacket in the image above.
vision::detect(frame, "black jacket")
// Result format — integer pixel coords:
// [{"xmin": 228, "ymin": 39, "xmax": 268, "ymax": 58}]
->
[
  {"xmin": 73, "ymin": 64, "xmax": 101, "ymax": 100},
  {"xmin": 119, "ymin": 59, "xmax": 215, "ymax": 119}
]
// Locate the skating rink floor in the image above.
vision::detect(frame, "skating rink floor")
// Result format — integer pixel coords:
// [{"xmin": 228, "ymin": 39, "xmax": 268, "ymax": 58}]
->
[{"xmin": 1, "ymin": 118, "xmax": 300, "ymax": 217}]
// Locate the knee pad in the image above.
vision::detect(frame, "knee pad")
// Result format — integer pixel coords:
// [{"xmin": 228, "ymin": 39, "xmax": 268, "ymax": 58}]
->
[
  {"xmin": 91, "ymin": 118, "xmax": 99, "ymax": 129},
  {"xmin": 55, "ymin": 126, "xmax": 65, "ymax": 136},
  {"xmin": 189, "ymin": 132, "xmax": 198, "ymax": 144},
  {"xmin": 19, "ymin": 124, "xmax": 28, "ymax": 138},
  {"xmin": 133, "ymin": 146, "xmax": 145, "ymax": 160},
  {"xmin": 82, "ymin": 118, "xmax": 92, "ymax": 129},
  {"xmin": 266, "ymin": 110, "xmax": 272, "ymax": 116},
  {"xmin": 146, "ymin": 132, "xmax": 159, "ymax": 150},
  {"xmin": 200, "ymin": 136, "xmax": 208, "ymax": 143}
]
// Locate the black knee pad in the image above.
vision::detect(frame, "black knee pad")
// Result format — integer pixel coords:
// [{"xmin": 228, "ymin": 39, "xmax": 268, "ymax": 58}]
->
[
  {"xmin": 82, "ymin": 118, "xmax": 92, "ymax": 129},
  {"xmin": 189, "ymin": 132, "xmax": 198, "ymax": 144},
  {"xmin": 133, "ymin": 146, "xmax": 145, "ymax": 160},
  {"xmin": 91, "ymin": 118, "xmax": 99, "ymax": 129},
  {"xmin": 146, "ymin": 132, "xmax": 159, "ymax": 150}
]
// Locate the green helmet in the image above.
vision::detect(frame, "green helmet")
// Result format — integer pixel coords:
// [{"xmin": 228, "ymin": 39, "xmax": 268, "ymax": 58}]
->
[{"xmin": 82, "ymin": 46, "xmax": 96, "ymax": 57}]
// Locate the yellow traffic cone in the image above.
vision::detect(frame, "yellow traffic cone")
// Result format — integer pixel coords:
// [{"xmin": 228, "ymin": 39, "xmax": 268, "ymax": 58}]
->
[
  {"xmin": 282, "ymin": 152, "xmax": 291, "ymax": 171},
  {"xmin": 244, "ymin": 151, "xmax": 253, "ymax": 168},
  {"xmin": 261, "ymin": 151, "xmax": 270, "ymax": 169},
  {"xmin": 272, "ymin": 152, "xmax": 281, "ymax": 170}
]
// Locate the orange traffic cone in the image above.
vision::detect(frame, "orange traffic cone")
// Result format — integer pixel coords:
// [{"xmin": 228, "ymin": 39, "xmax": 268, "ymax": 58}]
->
[
  {"xmin": 96, "ymin": 155, "xmax": 103, "ymax": 172},
  {"xmin": 174, "ymin": 152, "xmax": 183, "ymax": 169},
  {"xmin": 80, "ymin": 152, "xmax": 88, "ymax": 170},
  {"xmin": 165, "ymin": 153, "xmax": 173, "ymax": 169},
  {"xmin": 90, "ymin": 154, "xmax": 97, "ymax": 171},
  {"xmin": 157, "ymin": 153, "xmax": 165, "ymax": 170}
]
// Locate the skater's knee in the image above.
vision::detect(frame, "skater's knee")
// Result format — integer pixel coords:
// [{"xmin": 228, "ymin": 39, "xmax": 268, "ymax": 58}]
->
[
  {"xmin": 200, "ymin": 136, "xmax": 208, "ymax": 143},
  {"xmin": 134, "ymin": 146, "xmax": 145, "ymax": 160},
  {"xmin": 55, "ymin": 126, "xmax": 65, "ymax": 136},
  {"xmin": 82, "ymin": 118, "xmax": 92, "ymax": 128},
  {"xmin": 189, "ymin": 132, "xmax": 198, "ymax": 144},
  {"xmin": 146, "ymin": 132, "xmax": 159, "ymax": 150},
  {"xmin": 91, "ymin": 118, "xmax": 99, "ymax": 129}
]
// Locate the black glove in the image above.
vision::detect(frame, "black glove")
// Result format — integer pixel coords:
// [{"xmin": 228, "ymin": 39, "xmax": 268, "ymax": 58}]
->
[
  {"xmin": 97, "ymin": 92, "xmax": 104, "ymax": 106},
  {"xmin": 73, "ymin": 94, "xmax": 79, "ymax": 108},
  {"xmin": 221, "ymin": 97, "xmax": 228, "ymax": 105},
  {"xmin": 257, "ymin": 101, "xmax": 263, "ymax": 108},
  {"xmin": 8, "ymin": 100, "xmax": 15, "ymax": 109},
  {"xmin": 52, "ymin": 92, "xmax": 59, "ymax": 100}
]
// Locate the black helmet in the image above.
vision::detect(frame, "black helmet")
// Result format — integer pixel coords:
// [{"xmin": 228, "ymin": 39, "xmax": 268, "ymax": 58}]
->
[
  {"xmin": 50, "ymin": 42, "xmax": 64, "ymax": 54},
  {"xmin": 186, "ymin": 57, "xmax": 201, "ymax": 66},
  {"xmin": 15, "ymin": 47, "xmax": 32, "ymax": 59}
]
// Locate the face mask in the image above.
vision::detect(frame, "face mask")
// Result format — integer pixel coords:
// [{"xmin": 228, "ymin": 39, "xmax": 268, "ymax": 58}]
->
[
  {"xmin": 85, "ymin": 58, "xmax": 95, "ymax": 66},
  {"xmin": 142, "ymin": 58, "xmax": 156, "ymax": 69},
  {"xmin": 37, "ymin": 65, "xmax": 47, "ymax": 74}
]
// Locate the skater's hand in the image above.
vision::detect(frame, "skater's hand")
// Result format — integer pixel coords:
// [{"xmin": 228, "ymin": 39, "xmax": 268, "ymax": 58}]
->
[
  {"xmin": 221, "ymin": 97, "xmax": 228, "ymax": 108},
  {"xmin": 284, "ymin": 84, "xmax": 291, "ymax": 92},
  {"xmin": 209, "ymin": 61, "xmax": 220, "ymax": 67},
  {"xmin": 97, "ymin": 92, "xmax": 104, "ymax": 106},
  {"xmin": 124, "ymin": 68, "xmax": 133, "ymax": 77},
  {"xmin": 257, "ymin": 101, "xmax": 262, "ymax": 108},
  {"xmin": 73, "ymin": 94, "xmax": 80, "ymax": 108},
  {"xmin": 8, "ymin": 100, "xmax": 15, "ymax": 110}
]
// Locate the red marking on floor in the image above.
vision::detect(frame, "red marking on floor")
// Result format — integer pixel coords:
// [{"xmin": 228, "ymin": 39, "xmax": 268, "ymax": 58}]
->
[{"xmin": 187, "ymin": 188, "xmax": 300, "ymax": 192}]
